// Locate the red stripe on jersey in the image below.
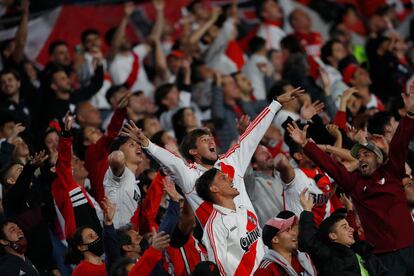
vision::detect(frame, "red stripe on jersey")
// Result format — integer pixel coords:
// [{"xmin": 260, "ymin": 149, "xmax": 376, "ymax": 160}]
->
[
  {"xmin": 207, "ymin": 211, "xmax": 226, "ymax": 275},
  {"xmin": 125, "ymin": 51, "xmax": 139, "ymax": 89},
  {"xmin": 234, "ymin": 210, "xmax": 260, "ymax": 275},
  {"xmin": 195, "ymin": 201, "xmax": 213, "ymax": 228}
]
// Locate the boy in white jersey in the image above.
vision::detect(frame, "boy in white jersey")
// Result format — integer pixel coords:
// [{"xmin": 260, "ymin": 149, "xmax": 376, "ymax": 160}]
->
[
  {"xmin": 120, "ymin": 87, "xmax": 304, "ymax": 227},
  {"xmin": 195, "ymin": 167, "xmax": 265, "ymax": 275}
]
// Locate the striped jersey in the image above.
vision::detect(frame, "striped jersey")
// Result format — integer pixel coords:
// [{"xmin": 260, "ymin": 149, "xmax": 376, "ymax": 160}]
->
[{"xmin": 144, "ymin": 100, "xmax": 282, "ymax": 227}]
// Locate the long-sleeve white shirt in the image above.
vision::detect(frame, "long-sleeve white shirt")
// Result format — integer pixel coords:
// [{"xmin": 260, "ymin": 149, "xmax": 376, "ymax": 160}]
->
[
  {"xmin": 144, "ymin": 100, "xmax": 282, "ymax": 227},
  {"xmin": 103, "ymin": 167, "xmax": 141, "ymax": 229}
]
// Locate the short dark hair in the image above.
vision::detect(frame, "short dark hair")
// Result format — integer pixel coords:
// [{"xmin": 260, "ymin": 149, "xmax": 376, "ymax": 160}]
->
[
  {"xmin": 180, "ymin": 128, "xmax": 212, "ymax": 162},
  {"xmin": 172, "ymin": 107, "xmax": 193, "ymax": 144},
  {"xmin": 249, "ymin": 36, "xmax": 266, "ymax": 54},
  {"xmin": 151, "ymin": 130, "xmax": 167, "ymax": 148},
  {"xmin": 154, "ymin": 83, "xmax": 175, "ymax": 108},
  {"xmin": 289, "ymin": 141, "xmax": 304, "ymax": 163},
  {"xmin": 117, "ymin": 225, "xmax": 133, "ymax": 255},
  {"xmin": 367, "ymin": 111, "xmax": 393, "ymax": 136},
  {"xmin": 109, "ymin": 136, "xmax": 130, "ymax": 153},
  {"xmin": 0, "ymin": 111, "xmax": 17, "ymax": 129},
  {"xmin": 318, "ymin": 213, "xmax": 347, "ymax": 243},
  {"xmin": 0, "ymin": 219, "xmax": 14, "ymax": 240},
  {"xmin": 48, "ymin": 40, "xmax": 68, "ymax": 55},
  {"xmin": 321, "ymin": 39, "xmax": 342, "ymax": 65},
  {"xmin": 0, "ymin": 162, "xmax": 19, "ymax": 185},
  {"xmin": 81, "ymin": 29, "xmax": 99, "ymax": 44},
  {"xmin": 110, "ymin": 257, "xmax": 136, "ymax": 276},
  {"xmin": 105, "ymin": 85, "xmax": 125, "ymax": 105},
  {"xmin": 0, "ymin": 68, "xmax": 21, "ymax": 81},
  {"xmin": 65, "ymin": 226, "xmax": 89, "ymax": 265},
  {"xmin": 104, "ymin": 27, "xmax": 117, "ymax": 46},
  {"xmin": 187, "ymin": 0, "xmax": 203, "ymax": 13},
  {"xmin": 280, "ymin": 35, "xmax": 303, "ymax": 54},
  {"xmin": 255, "ymin": 0, "xmax": 268, "ymax": 21},
  {"xmin": 267, "ymin": 80, "xmax": 292, "ymax": 102},
  {"xmin": 195, "ymin": 168, "xmax": 219, "ymax": 203}
]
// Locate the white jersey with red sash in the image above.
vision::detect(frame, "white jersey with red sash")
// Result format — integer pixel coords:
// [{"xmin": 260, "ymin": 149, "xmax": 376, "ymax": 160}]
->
[
  {"xmin": 283, "ymin": 168, "xmax": 336, "ymax": 225},
  {"xmin": 204, "ymin": 204, "xmax": 265, "ymax": 276},
  {"xmin": 144, "ymin": 100, "xmax": 282, "ymax": 227}
]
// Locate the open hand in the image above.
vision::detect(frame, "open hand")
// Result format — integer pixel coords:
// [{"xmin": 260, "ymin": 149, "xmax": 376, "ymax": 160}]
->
[
  {"xmin": 63, "ymin": 111, "xmax": 75, "ymax": 131},
  {"xmin": 163, "ymin": 177, "xmax": 182, "ymax": 202},
  {"xmin": 299, "ymin": 188, "xmax": 314, "ymax": 211},
  {"xmin": 101, "ymin": 197, "xmax": 116, "ymax": 225},
  {"xmin": 151, "ymin": 228, "xmax": 170, "ymax": 251},
  {"xmin": 29, "ymin": 150, "xmax": 48, "ymax": 166},
  {"xmin": 236, "ymin": 115, "xmax": 250, "ymax": 135},
  {"xmin": 287, "ymin": 122, "xmax": 309, "ymax": 147},
  {"xmin": 300, "ymin": 100, "xmax": 325, "ymax": 120},
  {"xmin": 276, "ymin": 87, "xmax": 305, "ymax": 104},
  {"xmin": 120, "ymin": 120, "xmax": 149, "ymax": 147}
]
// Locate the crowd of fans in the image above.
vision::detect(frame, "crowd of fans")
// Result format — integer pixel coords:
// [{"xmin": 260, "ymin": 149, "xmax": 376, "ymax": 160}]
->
[{"xmin": 1, "ymin": 0, "xmax": 414, "ymax": 275}]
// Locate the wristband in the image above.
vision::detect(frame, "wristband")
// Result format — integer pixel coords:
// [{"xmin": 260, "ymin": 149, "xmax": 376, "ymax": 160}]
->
[{"xmin": 407, "ymin": 111, "xmax": 414, "ymax": 117}]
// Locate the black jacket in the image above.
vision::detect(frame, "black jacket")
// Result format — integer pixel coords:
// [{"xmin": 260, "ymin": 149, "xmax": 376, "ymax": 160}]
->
[
  {"xmin": 0, "ymin": 253, "xmax": 40, "ymax": 276},
  {"xmin": 298, "ymin": 211, "xmax": 388, "ymax": 276}
]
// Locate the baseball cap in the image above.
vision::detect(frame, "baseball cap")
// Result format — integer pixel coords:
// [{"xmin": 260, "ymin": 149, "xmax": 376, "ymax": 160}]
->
[
  {"xmin": 342, "ymin": 63, "xmax": 359, "ymax": 85},
  {"xmin": 350, "ymin": 141, "xmax": 384, "ymax": 164},
  {"xmin": 167, "ymin": 50, "xmax": 186, "ymax": 60},
  {"xmin": 262, "ymin": 216, "xmax": 297, "ymax": 249}
]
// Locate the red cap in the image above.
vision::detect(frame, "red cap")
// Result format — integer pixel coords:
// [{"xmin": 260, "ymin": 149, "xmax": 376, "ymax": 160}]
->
[
  {"xmin": 167, "ymin": 50, "xmax": 186, "ymax": 59},
  {"xmin": 342, "ymin": 63, "xmax": 359, "ymax": 85}
]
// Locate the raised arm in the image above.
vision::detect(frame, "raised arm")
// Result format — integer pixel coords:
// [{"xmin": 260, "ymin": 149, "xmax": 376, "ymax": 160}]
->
[
  {"xmin": 55, "ymin": 113, "xmax": 76, "ymax": 189},
  {"xmin": 121, "ymin": 120, "xmax": 195, "ymax": 193},
  {"xmin": 108, "ymin": 2, "xmax": 134, "ymax": 60},
  {"xmin": 5, "ymin": 151, "xmax": 47, "ymax": 211},
  {"xmin": 12, "ymin": 0, "xmax": 29, "ymax": 64},
  {"xmin": 222, "ymin": 87, "xmax": 304, "ymax": 174},
  {"xmin": 298, "ymin": 189, "xmax": 331, "ymax": 260},
  {"xmin": 387, "ymin": 93, "xmax": 414, "ymax": 177},
  {"xmin": 188, "ymin": 7, "xmax": 221, "ymax": 45},
  {"xmin": 287, "ymin": 121, "xmax": 354, "ymax": 192},
  {"xmin": 70, "ymin": 64, "xmax": 104, "ymax": 103}
]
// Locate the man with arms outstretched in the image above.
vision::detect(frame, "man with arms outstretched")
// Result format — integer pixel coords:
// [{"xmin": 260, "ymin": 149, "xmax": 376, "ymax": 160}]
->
[
  {"xmin": 121, "ymin": 87, "xmax": 304, "ymax": 227},
  {"xmin": 287, "ymin": 92, "xmax": 414, "ymax": 275}
]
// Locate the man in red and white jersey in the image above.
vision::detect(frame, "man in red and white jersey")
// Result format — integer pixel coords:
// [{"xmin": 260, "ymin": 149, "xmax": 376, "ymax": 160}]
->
[
  {"xmin": 121, "ymin": 88, "xmax": 304, "ymax": 227},
  {"xmin": 279, "ymin": 142, "xmax": 338, "ymax": 225},
  {"xmin": 195, "ymin": 167, "xmax": 265, "ymax": 275}
]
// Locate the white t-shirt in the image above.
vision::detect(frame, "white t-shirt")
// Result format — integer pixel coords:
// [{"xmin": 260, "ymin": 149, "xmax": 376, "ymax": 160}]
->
[
  {"xmin": 109, "ymin": 44, "xmax": 154, "ymax": 99},
  {"xmin": 283, "ymin": 168, "xmax": 333, "ymax": 224},
  {"xmin": 103, "ymin": 167, "xmax": 141, "ymax": 229}
]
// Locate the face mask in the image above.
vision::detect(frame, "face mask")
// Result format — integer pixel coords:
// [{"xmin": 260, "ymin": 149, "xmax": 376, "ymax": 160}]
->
[
  {"xmin": 201, "ymin": 156, "xmax": 217, "ymax": 166},
  {"xmin": 7, "ymin": 237, "xmax": 28, "ymax": 254},
  {"xmin": 83, "ymin": 237, "xmax": 104, "ymax": 257}
]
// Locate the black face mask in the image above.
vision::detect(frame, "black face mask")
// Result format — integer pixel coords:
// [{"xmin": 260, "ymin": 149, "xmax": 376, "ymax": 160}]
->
[
  {"xmin": 83, "ymin": 237, "xmax": 104, "ymax": 257},
  {"xmin": 201, "ymin": 156, "xmax": 218, "ymax": 166},
  {"xmin": 7, "ymin": 237, "xmax": 28, "ymax": 254}
]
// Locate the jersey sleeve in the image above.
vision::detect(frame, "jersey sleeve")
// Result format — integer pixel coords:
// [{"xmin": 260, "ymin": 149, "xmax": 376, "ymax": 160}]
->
[
  {"xmin": 222, "ymin": 100, "xmax": 282, "ymax": 174},
  {"xmin": 282, "ymin": 169, "xmax": 309, "ymax": 216},
  {"xmin": 143, "ymin": 141, "xmax": 195, "ymax": 193}
]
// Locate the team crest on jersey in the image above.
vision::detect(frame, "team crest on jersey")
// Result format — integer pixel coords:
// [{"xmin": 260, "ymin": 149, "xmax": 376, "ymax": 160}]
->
[{"xmin": 247, "ymin": 213, "xmax": 257, "ymax": 227}]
